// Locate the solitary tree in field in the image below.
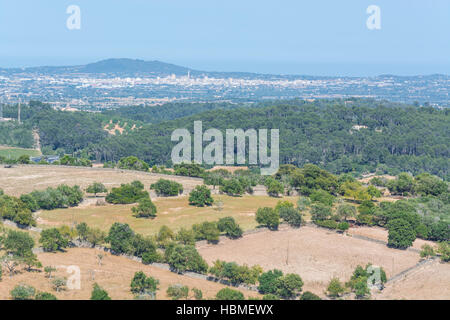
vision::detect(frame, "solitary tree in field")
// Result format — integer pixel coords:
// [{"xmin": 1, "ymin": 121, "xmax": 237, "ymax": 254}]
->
[
  {"xmin": 189, "ymin": 185, "xmax": 214, "ymax": 207},
  {"xmin": 86, "ymin": 182, "xmax": 107, "ymax": 197},
  {"xmin": 91, "ymin": 283, "xmax": 111, "ymax": 300},
  {"xmin": 327, "ymin": 278, "xmax": 345, "ymax": 298},
  {"xmin": 131, "ymin": 198, "xmax": 157, "ymax": 218}
]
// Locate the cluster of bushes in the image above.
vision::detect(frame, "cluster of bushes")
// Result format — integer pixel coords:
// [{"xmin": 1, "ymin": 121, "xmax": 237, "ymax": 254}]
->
[
  {"xmin": 59, "ymin": 155, "xmax": 92, "ymax": 167},
  {"xmin": 354, "ymin": 199, "xmax": 449, "ymax": 248},
  {"xmin": 385, "ymin": 172, "xmax": 448, "ymax": 197},
  {"xmin": 132, "ymin": 198, "xmax": 157, "ymax": 218},
  {"xmin": 209, "ymin": 260, "xmax": 263, "ymax": 285},
  {"xmin": 258, "ymin": 269, "xmax": 305, "ymax": 299},
  {"xmin": 39, "ymin": 226, "xmax": 74, "ymax": 252},
  {"xmin": 151, "ymin": 165, "xmax": 174, "ymax": 175},
  {"xmin": 164, "ymin": 243, "xmax": 209, "ymax": 274},
  {"xmin": 118, "ymin": 156, "xmax": 150, "ymax": 172},
  {"xmin": 189, "ymin": 185, "xmax": 214, "ymax": 207},
  {"xmin": 174, "ymin": 163, "xmax": 205, "ymax": 177},
  {"xmin": 167, "ymin": 217, "xmax": 243, "ymax": 245},
  {"xmin": 106, "ymin": 223, "xmax": 161, "ymax": 263},
  {"xmin": 10, "ymin": 284, "xmax": 57, "ymax": 300},
  {"xmin": 166, "ymin": 284, "xmax": 203, "ymax": 300},
  {"xmin": 0, "ymin": 191, "xmax": 36, "ymax": 226},
  {"xmin": 256, "ymin": 201, "xmax": 303, "ymax": 230},
  {"xmin": 420, "ymin": 242, "xmax": 449, "ymax": 262},
  {"xmin": 326, "ymin": 264, "xmax": 387, "ymax": 299},
  {"xmin": 105, "ymin": 180, "xmax": 148, "ymax": 204},
  {"xmin": 23, "ymin": 185, "xmax": 84, "ymax": 211},
  {"xmin": 150, "ymin": 179, "xmax": 183, "ymax": 196}
]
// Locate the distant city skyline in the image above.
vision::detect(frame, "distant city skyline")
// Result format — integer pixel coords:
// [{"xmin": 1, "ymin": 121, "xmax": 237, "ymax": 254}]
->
[{"xmin": 0, "ymin": 0, "xmax": 449, "ymax": 76}]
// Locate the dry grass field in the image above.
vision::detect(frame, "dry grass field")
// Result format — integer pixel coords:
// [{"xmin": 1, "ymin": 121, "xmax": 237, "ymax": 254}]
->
[
  {"xmin": 196, "ymin": 225, "xmax": 422, "ymax": 297},
  {"xmin": 348, "ymin": 226, "xmax": 437, "ymax": 251},
  {"xmin": 0, "ymin": 248, "xmax": 260, "ymax": 300},
  {"xmin": 374, "ymin": 261, "xmax": 450, "ymax": 300},
  {"xmin": 38, "ymin": 195, "xmax": 297, "ymax": 236},
  {"xmin": 0, "ymin": 165, "xmax": 203, "ymax": 196}
]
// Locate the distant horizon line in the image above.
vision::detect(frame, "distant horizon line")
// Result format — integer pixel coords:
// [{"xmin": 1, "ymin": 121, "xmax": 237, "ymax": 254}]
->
[{"xmin": 0, "ymin": 57, "xmax": 449, "ymax": 78}]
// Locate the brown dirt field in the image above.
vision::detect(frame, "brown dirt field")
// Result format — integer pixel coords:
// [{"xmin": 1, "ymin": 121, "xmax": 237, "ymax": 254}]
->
[
  {"xmin": 0, "ymin": 165, "xmax": 203, "ymax": 196},
  {"xmin": 348, "ymin": 226, "xmax": 437, "ymax": 251},
  {"xmin": 0, "ymin": 248, "xmax": 260, "ymax": 300},
  {"xmin": 374, "ymin": 261, "xmax": 450, "ymax": 300},
  {"xmin": 196, "ymin": 226, "xmax": 421, "ymax": 296}
]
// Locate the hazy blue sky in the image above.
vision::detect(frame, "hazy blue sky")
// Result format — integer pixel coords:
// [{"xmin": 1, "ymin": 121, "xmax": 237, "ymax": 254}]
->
[{"xmin": 0, "ymin": 0, "xmax": 449, "ymax": 76}]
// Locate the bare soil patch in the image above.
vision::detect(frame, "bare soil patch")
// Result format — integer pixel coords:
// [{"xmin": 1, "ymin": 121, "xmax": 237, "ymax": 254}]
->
[
  {"xmin": 374, "ymin": 260, "xmax": 450, "ymax": 300},
  {"xmin": 0, "ymin": 248, "xmax": 260, "ymax": 300},
  {"xmin": 197, "ymin": 226, "xmax": 421, "ymax": 296}
]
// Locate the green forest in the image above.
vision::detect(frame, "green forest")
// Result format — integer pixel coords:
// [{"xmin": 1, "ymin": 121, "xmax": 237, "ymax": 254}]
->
[{"xmin": 1, "ymin": 99, "xmax": 449, "ymax": 179}]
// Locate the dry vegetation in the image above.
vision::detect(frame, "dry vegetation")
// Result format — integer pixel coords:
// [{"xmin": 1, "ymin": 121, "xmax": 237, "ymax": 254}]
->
[
  {"xmin": 38, "ymin": 195, "xmax": 297, "ymax": 236},
  {"xmin": 0, "ymin": 165, "xmax": 202, "ymax": 196},
  {"xmin": 374, "ymin": 261, "xmax": 450, "ymax": 300},
  {"xmin": 0, "ymin": 248, "xmax": 260, "ymax": 300},
  {"xmin": 197, "ymin": 225, "xmax": 422, "ymax": 297}
]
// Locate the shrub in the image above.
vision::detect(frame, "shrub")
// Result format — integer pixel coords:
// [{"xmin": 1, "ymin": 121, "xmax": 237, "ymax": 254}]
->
[
  {"xmin": 4, "ymin": 230, "xmax": 35, "ymax": 257},
  {"xmin": 174, "ymin": 163, "xmax": 205, "ymax": 177},
  {"xmin": 258, "ymin": 269, "xmax": 283, "ymax": 295},
  {"xmin": 256, "ymin": 207, "xmax": 280, "ymax": 230},
  {"xmin": 166, "ymin": 244, "xmax": 208, "ymax": 274},
  {"xmin": 278, "ymin": 207, "xmax": 302, "ymax": 227},
  {"xmin": 132, "ymin": 198, "xmax": 157, "ymax": 218},
  {"xmin": 217, "ymin": 217, "xmax": 243, "ymax": 239},
  {"xmin": 166, "ymin": 284, "xmax": 189, "ymax": 300},
  {"xmin": 10, "ymin": 284, "xmax": 36, "ymax": 300},
  {"xmin": 35, "ymin": 292, "xmax": 58, "ymax": 300},
  {"xmin": 336, "ymin": 203, "xmax": 357, "ymax": 221},
  {"xmin": 118, "ymin": 156, "xmax": 149, "ymax": 172},
  {"xmin": 39, "ymin": 228, "xmax": 69, "ymax": 252},
  {"xmin": 29, "ymin": 185, "xmax": 83, "ymax": 210},
  {"xmin": 437, "ymin": 242, "xmax": 450, "ymax": 262},
  {"xmin": 91, "ymin": 283, "xmax": 111, "ymax": 300},
  {"xmin": 220, "ymin": 179, "xmax": 245, "ymax": 196},
  {"xmin": 189, "ymin": 185, "xmax": 214, "ymax": 207},
  {"xmin": 209, "ymin": 260, "xmax": 262, "ymax": 285},
  {"xmin": 314, "ymin": 220, "xmax": 338, "ymax": 229},
  {"xmin": 176, "ymin": 228, "xmax": 196, "ymax": 245},
  {"xmin": 276, "ymin": 273, "xmax": 304, "ymax": 299},
  {"xmin": 310, "ymin": 189, "xmax": 335, "ymax": 206},
  {"xmin": 215, "ymin": 288, "xmax": 245, "ymax": 300},
  {"xmin": 106, "ymin": 223, "xmax": 135, "ymax": 254},
  {"xmin": 337, "ymin": 221, "xmax": 350, "ymax": 232},
  {"xmin": 105, "ymin": 182, "xmax": 149, "ymax": 204},
  {"xmin": 192, "ymin": 288, "xmax": 203, "ymax": 300},
  {"xmin": 130, "ymin": 271, "xmax": 159, "ymax": 295},
  {"xmin": 150, "ymin": 179, "xmax": 183, "ymax": 196},
  {"xmin": 300, "ymin": 291, "xmax": 321, "ymax": 300},
  {"xmin": 420, "ymin": 244, "xmax": 436, "ymax": 259},
  {"xmin": 86, "ymin": 182, "xmax": 107, "ymax": 196},
  {"xmin": 0, "ymin": 194, "xmax": 36, "ymax": 226},
  {"xmin": 387, "ymin": 218, "xmax": 416, "ymax": 249},
  {"xmin": 310, "ymin": 203, "xmax": 332, "ymax": 221},
  {"xmin": 327, "ymin": 278, "xmax": 345, "ymax": 298},
  {"xmin": 265, "ymin": 179, "xmax": 284, "ymax": 197},
  {"xmin": 192, "ymin": 221, "xmax": 220, "ymax": 243}
]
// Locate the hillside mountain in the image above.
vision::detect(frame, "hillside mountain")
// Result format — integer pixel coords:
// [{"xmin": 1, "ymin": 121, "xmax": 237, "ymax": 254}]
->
[{"xmin": 1, "ymin": 58, "xmax": 449, "ymax": 81}]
